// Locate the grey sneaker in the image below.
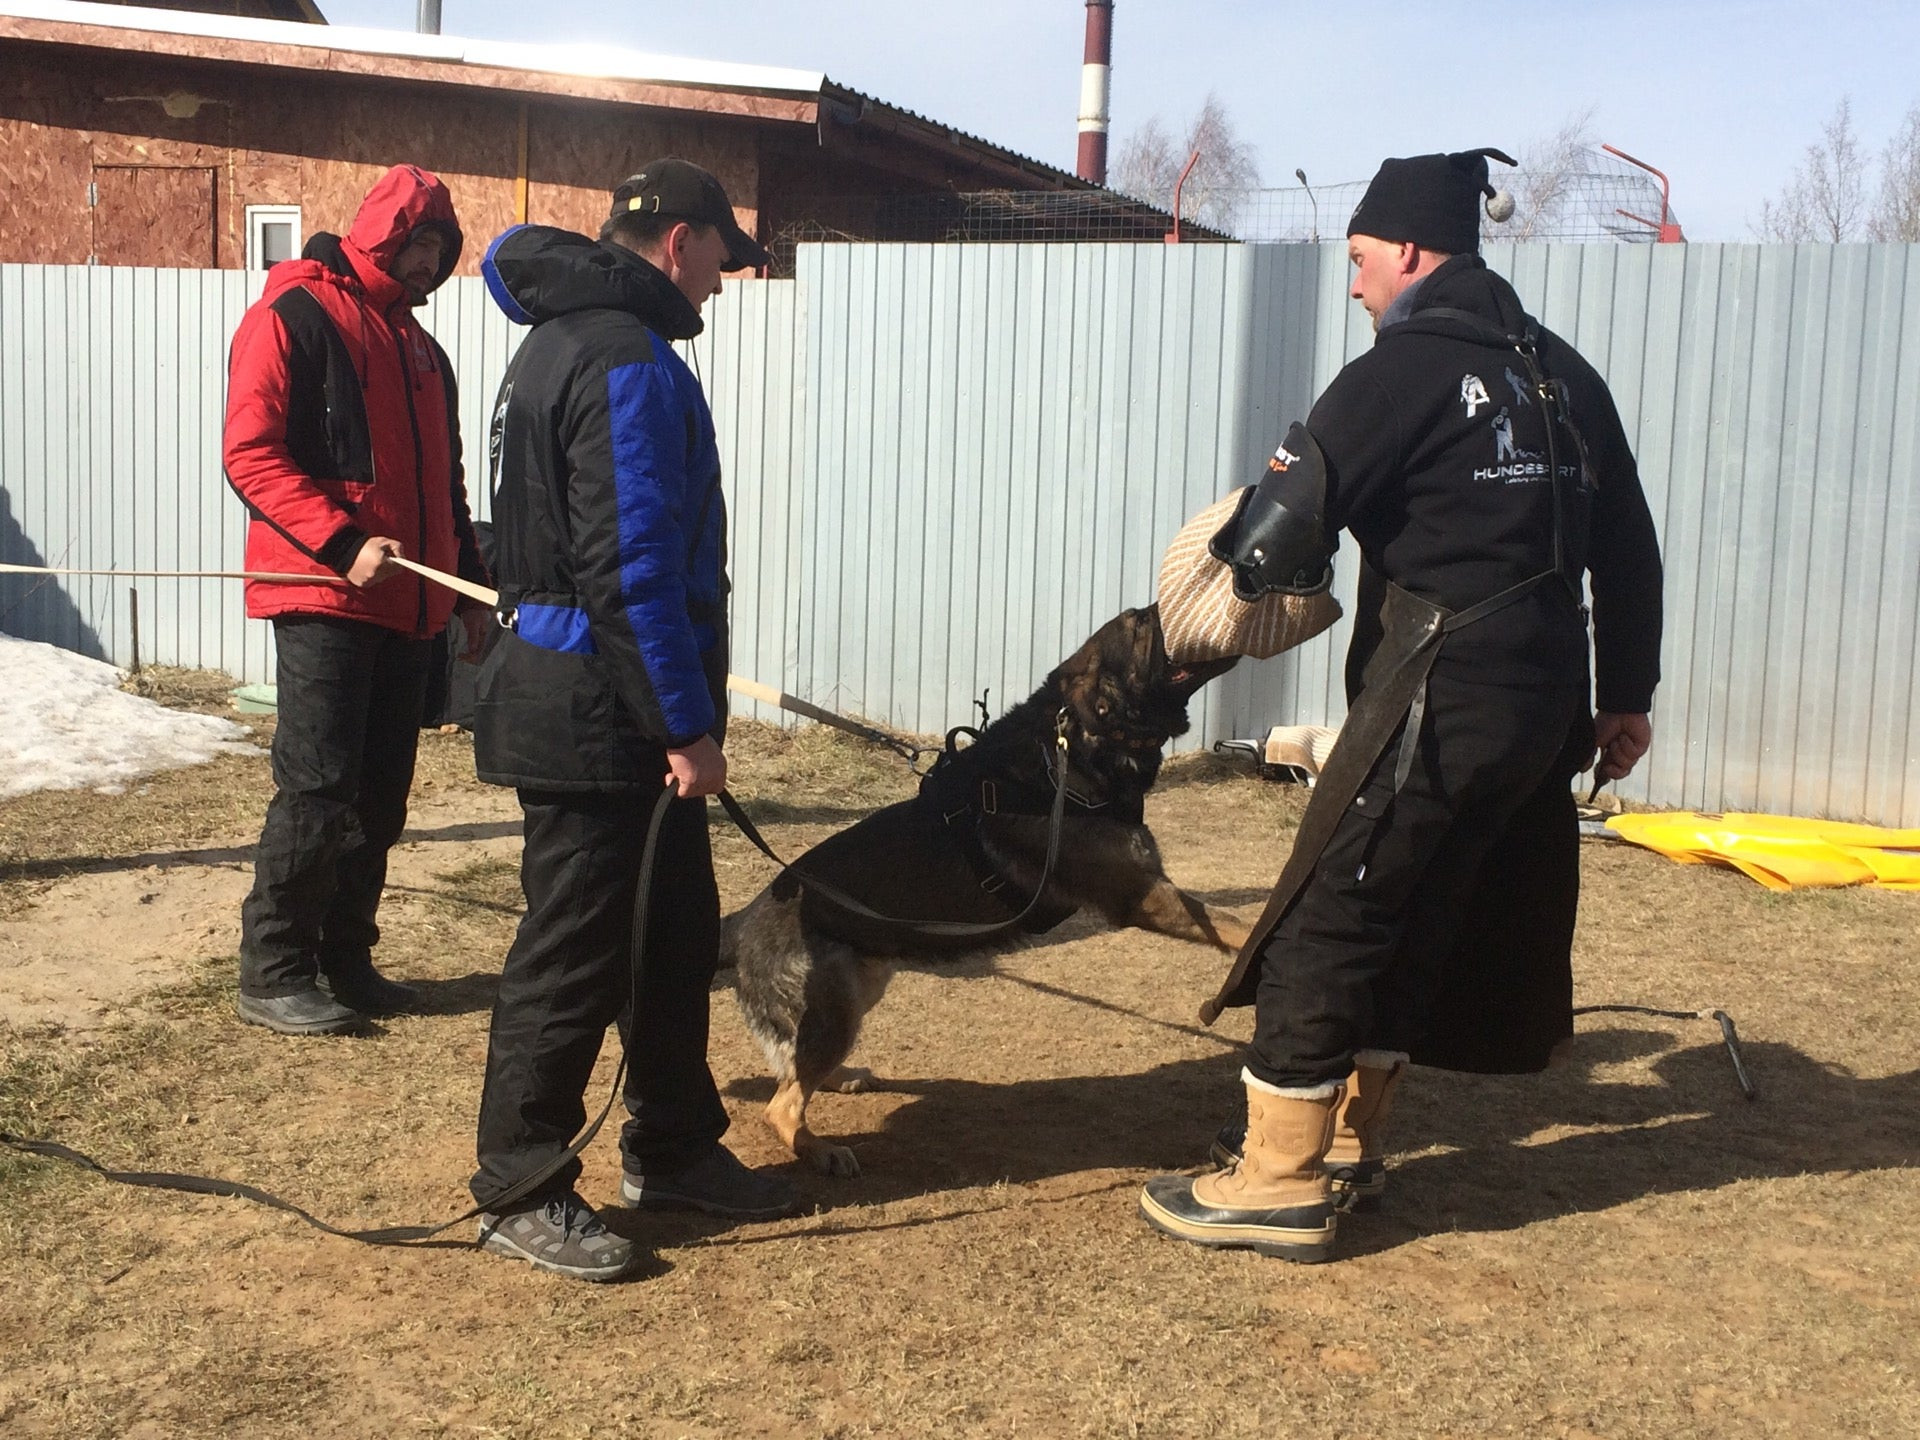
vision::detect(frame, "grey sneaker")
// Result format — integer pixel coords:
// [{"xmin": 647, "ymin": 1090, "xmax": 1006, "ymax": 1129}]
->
[
  {"xmin": 621, "ymin": 1145, "xmax": 799, "ymax": 1220},
  {"xmin": 235, "ymin": 986, "xmax": 365, "ymax": 1036},
  {"xmin": 477, "ymin": 1193, "xmax": 635, "ymax": 1282}
]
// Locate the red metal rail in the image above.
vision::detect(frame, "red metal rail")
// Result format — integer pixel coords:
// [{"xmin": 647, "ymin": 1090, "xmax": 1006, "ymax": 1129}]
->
[{"xmin": 1602, "ymin": 143, "xmax": 1685, "ymax": 243}]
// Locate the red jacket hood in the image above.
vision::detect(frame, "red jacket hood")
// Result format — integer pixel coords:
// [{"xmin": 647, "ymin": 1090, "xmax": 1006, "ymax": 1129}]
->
[
  {"xmin": 256, "ymin": 166, "xmax": 462, "ymax": 317},
  {"xmin": 347, "ymin": 164, "xmax": 462, "ymax": 283}
]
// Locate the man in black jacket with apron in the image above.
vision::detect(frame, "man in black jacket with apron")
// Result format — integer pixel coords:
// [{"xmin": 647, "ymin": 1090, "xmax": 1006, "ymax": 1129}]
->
[
  {"xmin": 1141, "ymin": 149, "xmax": 1663, "ymax": 1263},
  {"xmin": 467, "ymin": 161, "xmax": 796, "ymax": 1282}
]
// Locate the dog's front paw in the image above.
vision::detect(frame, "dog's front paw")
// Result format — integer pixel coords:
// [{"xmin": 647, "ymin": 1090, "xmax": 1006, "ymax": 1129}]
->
[{"xmin": 824, "ymin": 1065, "xmax": 877, "ymax": 1094}]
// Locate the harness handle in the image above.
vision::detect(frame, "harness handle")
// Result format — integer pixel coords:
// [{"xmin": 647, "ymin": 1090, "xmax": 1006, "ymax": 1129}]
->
[{"xmin": 715, "ymin": 709, "xmax": 1076, "ymax": 942}]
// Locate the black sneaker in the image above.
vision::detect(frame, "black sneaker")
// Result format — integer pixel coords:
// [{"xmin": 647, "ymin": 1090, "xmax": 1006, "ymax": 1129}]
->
[
  {"xmin": 318, "ymin": 962, "xmax": 421, "ymax": 1017},
  {"xmin": 621, "ymin": 1145, "xmax": 799, "ymax": 1220},
  {"xmin": 477, "ymin": 1193, "xmax": 635, "ymax": 1282},
  {"xmin": 235, "ymin": 986, "xmax": 365, "ymax": 1036}
]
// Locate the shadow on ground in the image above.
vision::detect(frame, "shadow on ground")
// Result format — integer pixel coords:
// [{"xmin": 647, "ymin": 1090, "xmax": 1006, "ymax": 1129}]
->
[
  {"xmin": 0, "ymin": 820, "xmax": 525, "ymax": 888},
  {"xmin": 401, "ymin": 971, "xmax": 499, "ymax": 1017},
  {"xmin": 719, "ymin": 1029, "xmax": 1920, "ymax": 1256}
]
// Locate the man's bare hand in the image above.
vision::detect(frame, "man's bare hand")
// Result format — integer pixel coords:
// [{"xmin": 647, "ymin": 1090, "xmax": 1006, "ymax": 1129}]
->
[
  {"xmin": 347, "ymin": 536, "xmax": 404, "ymax": 589},
  {"xmin": 454, "ymin": 603, "xmax": 491, "ymax": 663},
  {"xmin": 1592, "ymin": 712, "xmax": 1653, "ymax": 782},
  {"xmin": 665, "ymin": 735, "xmax": 726, "ymax": 798}
]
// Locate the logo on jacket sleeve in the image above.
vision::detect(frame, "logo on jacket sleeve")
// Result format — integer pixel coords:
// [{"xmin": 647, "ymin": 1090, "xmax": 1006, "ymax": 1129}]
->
[
  {"xmin": 1461, "ymin": 373, "xmax": 1491, "ymax": 417},
  {"xmin": 1267, "ymin": 440, "xmax": 1302, "ymax": 473},
  {"xmin": 489, "ymin": 382, "xmax": 513, "ymax": 486}
]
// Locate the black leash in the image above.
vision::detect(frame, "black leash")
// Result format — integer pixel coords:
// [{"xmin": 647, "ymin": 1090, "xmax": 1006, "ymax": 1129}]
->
[
  {"xmin": 714, "ymin": 709, "xmax": 1075, "ymax": 942},
  {"xmin": 0, "ymin": 783, "xmax": 681, "ymax": 1247},
  {"xmin": 7, "ymin": 740, "xmax": 1749, "ymax": 1245},
  {"xmin": 1, "ymin": 720, "xmax": 1075, "ymax": 1240}
]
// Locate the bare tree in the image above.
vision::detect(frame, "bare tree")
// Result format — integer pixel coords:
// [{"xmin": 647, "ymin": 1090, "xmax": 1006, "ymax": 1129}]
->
[
  {"xmin": 1112, "ymin": 115, "xmax": 1181, "ymax": 209},
  {"xmin": 1111, "ymin": 93, "xmax": 1261, "ymax": 232},
  {"xmin": 1870, "ymin": 103, "xmax": 1920, "ymax": 241},
  {"xmin": 1757, "ymin": 98, "xmax": 1870, "ymax": 241},
  {"xmin": 1498, "ymin": 107, "xmax": 1599, "ymax": 242}
]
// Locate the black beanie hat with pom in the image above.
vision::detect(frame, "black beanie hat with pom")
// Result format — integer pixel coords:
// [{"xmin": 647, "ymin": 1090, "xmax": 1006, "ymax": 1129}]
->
[{"xmin": 1346, "ymin": 147, "xmax": 1518, "ymax": 253}]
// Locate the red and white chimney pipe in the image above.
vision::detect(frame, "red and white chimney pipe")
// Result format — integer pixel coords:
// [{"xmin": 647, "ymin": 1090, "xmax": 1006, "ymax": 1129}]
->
[{"xmin": 1077, "ymin": 0, "xmax": 1113, "ymax": 185}]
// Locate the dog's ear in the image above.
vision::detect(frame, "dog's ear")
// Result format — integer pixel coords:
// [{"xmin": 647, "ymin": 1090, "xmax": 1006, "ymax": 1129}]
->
[
  {"xmin": 1053, "ymin": 613, "xmax": 1156, "ymax": 747},
  {"xmin": 1047, "ymin": 638, "xmax": 1104, "ymax": 712},
  {"xmin": 1048, "ymin": 611, "xmax": 1125, "ymax": 694}
]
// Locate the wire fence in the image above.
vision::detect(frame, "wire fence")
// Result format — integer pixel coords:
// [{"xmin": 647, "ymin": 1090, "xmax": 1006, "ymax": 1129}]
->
[
  {"xmin": 1132, "ymin": 149, "xmax": 1680, "ymax": 244},
  {"xmin": 766, "ymin": 151, "xmax": 1680, "ymax": 270},
  {"xmin": 766, "ymin": 189, "xmax": 1232, "ymax": 275},
  {"xmin": 1159, "ymin": 171, "xmax": 1677, "ymax": 243}
]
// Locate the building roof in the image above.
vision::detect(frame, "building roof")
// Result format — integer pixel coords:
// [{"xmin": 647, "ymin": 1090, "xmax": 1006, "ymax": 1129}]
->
[
  {"xmin": 0, "ymin": 0, "xmax": 1093, "ymax": 189},
  {"xmin": 90, "ymin": 0, "xmax": 328, "ymax": 24}
]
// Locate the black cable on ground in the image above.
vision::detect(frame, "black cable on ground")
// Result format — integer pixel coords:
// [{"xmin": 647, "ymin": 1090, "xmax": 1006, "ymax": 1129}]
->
[{"xmin": 1, "ymin": 783, "xmax": 680, "ymax": 1247}]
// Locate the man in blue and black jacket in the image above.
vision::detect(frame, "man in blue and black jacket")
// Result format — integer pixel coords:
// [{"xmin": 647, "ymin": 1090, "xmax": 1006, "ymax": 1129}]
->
[{"xmin": 468, "ymin": 160, "xmax": 795, "ymax": 1281}]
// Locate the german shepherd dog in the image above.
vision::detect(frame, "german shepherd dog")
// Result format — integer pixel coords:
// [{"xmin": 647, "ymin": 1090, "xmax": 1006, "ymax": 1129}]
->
[{"xmin": 726, "ymin": 605, "xmax": 1246, "ymax": 1176}]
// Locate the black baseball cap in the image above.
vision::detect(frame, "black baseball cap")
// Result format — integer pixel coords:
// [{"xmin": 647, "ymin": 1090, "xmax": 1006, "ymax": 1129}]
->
[{"xmin": 607, "ymin": 157, "xmax": 772, "ymax": 271}]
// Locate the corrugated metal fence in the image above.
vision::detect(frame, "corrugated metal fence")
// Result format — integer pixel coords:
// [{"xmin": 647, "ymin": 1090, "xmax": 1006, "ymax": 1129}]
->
[{"xmin": 2, "ymin": 244, "xmax": 1916, "ymax": 824}]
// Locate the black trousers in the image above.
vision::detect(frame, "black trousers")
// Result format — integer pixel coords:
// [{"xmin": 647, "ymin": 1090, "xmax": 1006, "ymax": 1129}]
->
[
  {"xmin": 470, "ymin": 786, "xmax": 729, "ymax": 1208},
  {"xmin": 239, "ymin": 615, "xmax": 429, "ymax": 997},
  {"xmin": 1249, "ymin": 673, "xmax": 1589, "ymax": 1089}
]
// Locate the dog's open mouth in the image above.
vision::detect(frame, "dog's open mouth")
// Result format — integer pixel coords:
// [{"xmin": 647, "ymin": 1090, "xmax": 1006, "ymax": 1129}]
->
[{"xmin": 1161, "ymin": 653, "xmax": 1240, "ymax": 695}]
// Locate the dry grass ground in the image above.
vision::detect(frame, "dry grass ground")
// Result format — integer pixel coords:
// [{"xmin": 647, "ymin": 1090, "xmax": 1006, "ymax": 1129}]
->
[{"xmin": 0, "ymin": 685, "xmax": 1915, "ymax": 1438}]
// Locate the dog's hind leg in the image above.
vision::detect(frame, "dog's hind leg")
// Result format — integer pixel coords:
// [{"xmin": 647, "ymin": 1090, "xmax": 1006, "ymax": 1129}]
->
[
  {"xmin": 766, "ymin": 1072, "xmax": 861, "ymax": 1178},
  {"xmin": 769, "ymin": 1048, "xmax": 866, "ymax": 1177},
  {"xmin": 764, "ymin": 954, "xmax": 894, "ymax": 1177},
  {"xmin": 819, "ymin": 956, "xmax": 894, "ymax": 1094}
]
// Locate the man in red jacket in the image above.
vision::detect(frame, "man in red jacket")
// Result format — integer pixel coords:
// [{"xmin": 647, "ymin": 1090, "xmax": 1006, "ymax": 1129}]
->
[{"xmin": 224, "ymin": 164, "xmax": 490, "ymax": 1036}]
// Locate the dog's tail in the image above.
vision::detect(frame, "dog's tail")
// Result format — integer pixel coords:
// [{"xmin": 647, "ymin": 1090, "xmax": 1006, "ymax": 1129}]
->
[{"xmin": 716, "ymin": 907, "xmax": 744, "ymax": 972}]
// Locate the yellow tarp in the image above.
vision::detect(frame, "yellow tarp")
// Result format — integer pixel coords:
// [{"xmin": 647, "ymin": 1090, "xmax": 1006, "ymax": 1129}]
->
[{"xmin": 1604, "ymin": 812, "xmax": 1920, "ymax": 891}]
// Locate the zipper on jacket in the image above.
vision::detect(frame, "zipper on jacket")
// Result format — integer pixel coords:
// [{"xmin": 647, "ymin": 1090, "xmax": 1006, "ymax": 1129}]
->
[{"xmin": 392, "ymin": 323, "xmax": 432, "ymax": 635}]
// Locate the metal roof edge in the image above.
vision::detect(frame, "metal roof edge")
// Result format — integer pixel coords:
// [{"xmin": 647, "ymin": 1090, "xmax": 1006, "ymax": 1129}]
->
[
  {"xmin": 0, "ymin": 0, "xmax": 829, "ymax": 95},
  {"xmin": 820, "ymin": 78, "xmax": 1093, "ymax": 192}
]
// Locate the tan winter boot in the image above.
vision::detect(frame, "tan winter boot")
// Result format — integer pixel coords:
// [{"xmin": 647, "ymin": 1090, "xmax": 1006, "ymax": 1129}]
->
[
  {"xmin": 1323, "ymin": 1050, "xmax": 1407, "ymax": 1213},
  {"xmin": 1140, "ymin": 1071, "xmax": 1340, "ymax": 1263}
]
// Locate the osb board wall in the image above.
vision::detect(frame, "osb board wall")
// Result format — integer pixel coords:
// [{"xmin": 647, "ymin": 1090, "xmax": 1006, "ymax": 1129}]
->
[
  {"xmin": 91, "ymin": 164, "xmax": 218, "ymax": 266},
  {"xmin": 0, "ymin": 44, "xmax": 770, "ymax": 272},
  {"xmin": 523, "ymin": 105, "xmax": 760, "ymax": 243}
]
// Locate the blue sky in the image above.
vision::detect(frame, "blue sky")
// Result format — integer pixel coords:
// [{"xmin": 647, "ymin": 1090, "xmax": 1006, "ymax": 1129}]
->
[{"xmin": 322, "ymin": 0, "xmax": 1919, "ymax": 242}]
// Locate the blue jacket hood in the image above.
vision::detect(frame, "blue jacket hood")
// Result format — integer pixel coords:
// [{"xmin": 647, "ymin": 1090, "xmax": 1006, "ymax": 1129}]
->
[{"xmin": 482, "ymin": 224, "xmax": 705, "ymax": 340}]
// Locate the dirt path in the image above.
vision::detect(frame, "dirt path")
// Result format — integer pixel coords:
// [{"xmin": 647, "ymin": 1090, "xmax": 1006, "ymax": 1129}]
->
[
  {"xmin": 0, "ymin": 787, "xmax": 521, "ymax": 1032},
  {"xmin": 2, "ymin": 731, "xmax": 1917, "ymax": 1439}
]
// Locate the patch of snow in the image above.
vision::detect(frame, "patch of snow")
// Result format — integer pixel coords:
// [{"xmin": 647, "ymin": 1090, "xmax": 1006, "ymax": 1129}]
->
[{"xmin": 0, "ymin": 634, "xmax": 256, "ymax": 801}]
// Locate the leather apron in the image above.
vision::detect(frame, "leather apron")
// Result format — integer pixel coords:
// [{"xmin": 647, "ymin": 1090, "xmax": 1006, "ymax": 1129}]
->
[
  {"xmin": 1200, "ymin": 308, "xmax": 1586, "ymax": 1027},
  {"xmin": 1200, "ymin": 575, "xmax": 1554, "ymax": 1023}
]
